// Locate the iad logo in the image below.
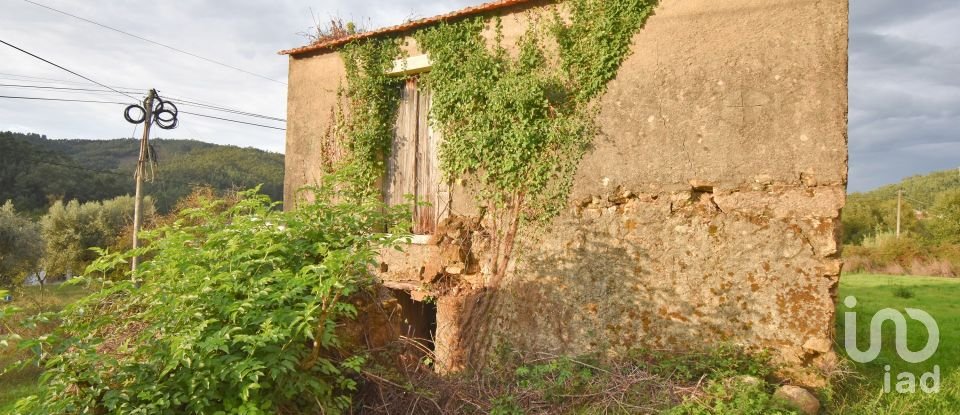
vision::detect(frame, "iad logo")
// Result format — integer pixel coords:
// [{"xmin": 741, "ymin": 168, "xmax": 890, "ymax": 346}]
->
[{"xmin": 843, "ymin": 296, "xmax": 940, "ymax": 394}]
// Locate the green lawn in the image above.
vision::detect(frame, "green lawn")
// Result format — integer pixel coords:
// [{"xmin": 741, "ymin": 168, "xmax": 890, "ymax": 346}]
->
[
  {"xmin": 0, "ymin": 283, "xmax": 91, "ymax": 413},
  {"xmin": 830, "ymin": 274, "xmax": 960, "ymax": 414}
]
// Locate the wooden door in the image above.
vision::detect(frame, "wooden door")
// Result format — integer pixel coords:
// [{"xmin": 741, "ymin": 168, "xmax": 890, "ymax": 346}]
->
[
  {"xmin": 384, "ymin": 78, "xmax": 448, "ymax": 235},
  {"xmin": 384, "ymin": 79, "xmax": 418, "ymax": 216}
]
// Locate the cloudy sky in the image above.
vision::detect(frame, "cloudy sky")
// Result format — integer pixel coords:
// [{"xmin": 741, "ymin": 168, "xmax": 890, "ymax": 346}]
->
[{"xmin": 1, "ymin": 0, "xmax": 957, "ymax": 192}]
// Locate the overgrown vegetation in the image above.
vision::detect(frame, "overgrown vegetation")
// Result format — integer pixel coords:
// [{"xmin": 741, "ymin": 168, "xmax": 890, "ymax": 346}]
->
[
  {"xmin": 303, "ymin": 16, "xmax": 363, "ymax": 44},
  {"xmin": 414, "ymin": 0, "xmax": 658, "ymax": 286},
  {"xmin": 335, "ymin": 39, "xmax": 404, "ymax": 200},
  {"xmin": 0, "ymin": 202, "xmax": 42, "ymax": 287},
  {"xmin": 5, "ymin": 182, "xmax": 408, "ymax": 414},
  {"xmin": 842, "ymin": 168, "xmax": 960, "ymax": 276},
  {"xmin": 355, "ymin": 344, "xmax": 793, "ymax": 414},
  {"xmin": 324, "ymin": 0, "xmax": 657, "ymax": 285},
  {"xmin": 7, "ymin": 200, "xmax": 960, "ymax": 413},
  {"xmin": 0, "ymin": 284, "xmax": 91, "ymax": 412}
]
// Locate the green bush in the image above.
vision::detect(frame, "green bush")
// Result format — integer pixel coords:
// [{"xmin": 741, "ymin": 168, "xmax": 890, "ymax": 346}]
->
[
  {"xmin": 842, "ymin": 233, "xmax": 958, "ymax": 277},
  {"xmin": 642, "ymin": 344, "xmax": 775, "ymax": 383},
  {"xmin": 892, "ymin": 285, "xmax": 915, "ymax": 299},
  {"xmin": 668, "ymin": 378, "xmax": 798, "ymax": 415},
  {"xmin": 13, "ymin": 183, "xmax": 407, "ymax": 414}
]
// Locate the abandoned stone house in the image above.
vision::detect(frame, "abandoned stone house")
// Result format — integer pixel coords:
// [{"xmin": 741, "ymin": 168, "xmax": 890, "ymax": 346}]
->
[{"xmin": 281, "ymin": 0, "xmax": 848, "ymax": 386}]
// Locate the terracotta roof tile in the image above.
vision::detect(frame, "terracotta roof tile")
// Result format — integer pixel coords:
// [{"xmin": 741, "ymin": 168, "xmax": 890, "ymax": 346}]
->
[{"xmin": 279, "ymin": 0, "xmax": 541, "ymax": 56}]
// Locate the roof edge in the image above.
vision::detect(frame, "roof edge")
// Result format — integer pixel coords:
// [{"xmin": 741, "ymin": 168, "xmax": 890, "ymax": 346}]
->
[{"xmin": 279, "ymin": 0, "xmax": 541, "ymax": 56}]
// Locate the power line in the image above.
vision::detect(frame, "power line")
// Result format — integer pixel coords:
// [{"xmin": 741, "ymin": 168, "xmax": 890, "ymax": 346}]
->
[
  {"xmin": 0, "ymin": 94, "xmax": 129, "ymax": 105},
  {"xmin": 0, "ymin": 75, "xmax": 283, "ymax": 121},
  {"xmin": 0, "ymin": 38, "xmax": 140, "ymax": 101},
  {"xmin": 179, "ymin": 111, "xmax": 286, "ymax": 130},
  {"xmin": 0, "ymin": 72, "xmax": 143, "ymax": 90},
  {"xmin": 0, "ymin": 83, "xmax": 144, "ymax": 95},
  {"xmin": 0, "ymin": 82, "xmax": 285, "ymax": 122},
  {"xmin": 175, "ymin": 99, "xmax": 286, "ymax": 122},
  {"xmin": 23, "ymin": 0, "xmax": 287, "ymax": 86},
  {"xmin": 0, "ymin": 94, "xmax": 285, "ymax": 131}
]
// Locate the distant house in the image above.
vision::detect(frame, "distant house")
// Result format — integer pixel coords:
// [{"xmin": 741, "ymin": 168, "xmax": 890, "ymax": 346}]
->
[{"xmin": 281, "ymin": 0, "xmax": 848, "ymax": 386}]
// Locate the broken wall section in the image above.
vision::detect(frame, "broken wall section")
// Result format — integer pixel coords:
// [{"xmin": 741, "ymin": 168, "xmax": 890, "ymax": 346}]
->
[
  {"xmin": 491, "ymin": 184, "xmax": 843, "ymax": 386},
  {"xmin": 483, "ymin": 0, "xmax": 848, "ymax": 387}
]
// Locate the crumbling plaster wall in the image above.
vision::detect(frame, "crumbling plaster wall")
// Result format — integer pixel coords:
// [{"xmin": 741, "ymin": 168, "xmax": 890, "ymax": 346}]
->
[
  {"xmin": 283, "ymin": 1, "xmax": 545, "ymax": 210},
  {"xmin": 284, "ymin": 51, "xmax": 347, "ymax": 206},
  {"xmin": 284, "ymin": 0, "xmax": 848, "ymax": 386},
  {"xmin": 486, "ymin": 0, "xmax": 848, "ymax": 386}
]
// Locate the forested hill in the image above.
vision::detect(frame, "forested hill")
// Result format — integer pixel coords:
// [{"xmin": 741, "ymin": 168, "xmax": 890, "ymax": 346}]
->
[
  {"xmin": 850, "ymin": 168, "xmax": 960, "ymax": 208},
  {"xmin": 1, "ymin": 131, "xmax": 284, "ymax": 214},
  {"xmin": 844, "ymin": 168, "xmax": 960, "ymax": 245}
]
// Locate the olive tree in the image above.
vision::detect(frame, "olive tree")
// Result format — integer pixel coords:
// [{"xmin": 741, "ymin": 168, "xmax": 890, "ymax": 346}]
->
[{"xmin": 0, "ymin": 201, "xmax": 43, "ymax": 288}]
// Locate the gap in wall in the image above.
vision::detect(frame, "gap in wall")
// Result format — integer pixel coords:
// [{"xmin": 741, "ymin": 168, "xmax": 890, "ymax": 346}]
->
[{"xmin": 390, "ymin": 289, "xmax": 437, "ymax": 353}]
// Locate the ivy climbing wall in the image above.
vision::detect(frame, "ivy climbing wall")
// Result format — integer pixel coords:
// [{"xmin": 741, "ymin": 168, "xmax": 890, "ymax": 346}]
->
[{"xmin": 282, "ymin": 0, "xmax": 848, "ymax": 387}]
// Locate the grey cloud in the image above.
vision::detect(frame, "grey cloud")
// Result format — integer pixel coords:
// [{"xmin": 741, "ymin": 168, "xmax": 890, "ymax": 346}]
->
[
  {"xmin": 851, "ymin": 0, "xmax": 958, "ymax": 31},
  {"xmin": 846, "ymin": 0, "xmax": 960, "ymax": 191},
  {"xmin": 850, "ymin": 32, "xmax": 942, "ymax": 66}
]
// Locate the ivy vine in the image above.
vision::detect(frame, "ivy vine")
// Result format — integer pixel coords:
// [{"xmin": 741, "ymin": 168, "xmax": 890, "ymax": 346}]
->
[
  {"xmin": 415, "ymin": 0, "xmax": 658, "ymax": 285},
  {"xmin": 337, "ymin": 38, "xmax": 403, "ymax": 200},
  {"xmin": 333, "ymin": 0, "xmax": 658, "ymax": 286}
]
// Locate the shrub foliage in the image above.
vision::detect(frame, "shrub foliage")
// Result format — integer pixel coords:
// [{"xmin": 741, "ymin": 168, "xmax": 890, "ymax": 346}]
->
[{"xmin": 14, "ymin": 184, "xmax": 406, "ymax": 414}]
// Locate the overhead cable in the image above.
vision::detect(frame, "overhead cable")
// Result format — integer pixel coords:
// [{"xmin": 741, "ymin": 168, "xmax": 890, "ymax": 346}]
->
[
  {"xmin": 0, "ymin": 38, "xmax": 140, "ymax": 101},
  {"xmin": 0, "ymin": 82, "xmax": 285, "ymax": 122},
  {"xmin": 23, "ymin": 0, "xmax": 287, "ymax": 86},
  {"xmin": 0, "ymin": 94, "xmax": 285, "ymax": 131},
  {"xmin": 179, "ymin": 111, "xmax": 286, "ymax": 130}
]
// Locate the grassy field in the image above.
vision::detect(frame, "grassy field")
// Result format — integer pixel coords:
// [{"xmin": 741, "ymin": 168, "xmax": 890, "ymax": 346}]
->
[
  {"xmin": 829, "ymin": 274, "xmax": 960, "ymax": 414},
  {"xmin": 0, "ymin": 283, "xmax": 90, "ymax": 413}
]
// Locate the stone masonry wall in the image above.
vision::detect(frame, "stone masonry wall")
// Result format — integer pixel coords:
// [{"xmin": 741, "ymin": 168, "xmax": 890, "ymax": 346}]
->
[
  {"xmin": 484, "ymin": 0, "xmax": 848, "ymax": 386},
  {"xmin": 284, "ymin": 0, "xmax": 848, "ymax": 386}
]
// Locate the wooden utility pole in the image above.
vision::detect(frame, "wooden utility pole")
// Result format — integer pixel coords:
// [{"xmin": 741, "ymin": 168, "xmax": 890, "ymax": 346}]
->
[
  {"xmin": 896, "ymin": 188, "xmax": 902, "ymax": 240},
  {"xmin": 131, "ymin": 89, "xmax": 156, "ymax": 274}
]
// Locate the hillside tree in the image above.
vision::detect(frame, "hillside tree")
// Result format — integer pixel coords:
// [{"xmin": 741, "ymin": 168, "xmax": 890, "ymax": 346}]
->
[
  {"xmin": 929, "ymin": 189, "xmax": 960, "ymax": 245},
  {"xmin": 0, "ymin": 201, "xmax": 43, "ymax": 287},
  {"xmin": 40, "ymin": 195, "xmax": 154, "ymax": 280}
]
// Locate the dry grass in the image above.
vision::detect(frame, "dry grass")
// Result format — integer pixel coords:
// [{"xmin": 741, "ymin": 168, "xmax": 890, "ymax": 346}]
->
[
  {"xmin": 843, "ymin": 238, "xmax": 959, "ymax": 277},
  {"xmin": 302, "ymin": 16, "xmax": 366, "ymax": 45},
  {"xmin": 350, "ymin": 343, "xmax": 767, "ymax": 414}
]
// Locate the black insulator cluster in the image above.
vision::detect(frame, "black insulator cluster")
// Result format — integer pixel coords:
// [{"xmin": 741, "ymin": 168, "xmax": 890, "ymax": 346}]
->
[{"xmin": 124, "ymin": 95, "xmax": 178, "ymax": 130}]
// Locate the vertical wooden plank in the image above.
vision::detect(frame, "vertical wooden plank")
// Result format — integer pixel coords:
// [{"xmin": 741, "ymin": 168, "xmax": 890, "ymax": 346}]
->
[
  {"xmin": 387, "ymin": 78, "xmax": 449, "ymax": 235},
  {"xmin": 414, "ymin": 83, "xmax": 447, "ymax": 234},
  {"xmin": 413, "ymin": 83, "xmax": 432, "ymax": 234},
  {"xmin": 385, "ymin": 79, "xmax": 418, "ymax": 220},
  {"xmin": 432, "ymin": 136, "xmax": 450, "ymax": 228},
  {"xmin": 428, "ymin": 90, "xmax": 451, "ymax": 229}
]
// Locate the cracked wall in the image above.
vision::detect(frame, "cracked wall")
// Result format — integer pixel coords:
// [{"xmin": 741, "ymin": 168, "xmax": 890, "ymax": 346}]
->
[
  {"xmin": 284, "ymin": 0, "xmax": 848, "ymax": 387},
  {"xmin": 482, "ymin": 0, "xmax": 848, "ymax": 387}
]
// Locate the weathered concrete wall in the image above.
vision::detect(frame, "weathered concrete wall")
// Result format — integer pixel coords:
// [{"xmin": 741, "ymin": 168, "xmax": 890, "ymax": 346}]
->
[
  {"xmin": 284, "ymin": 1, "xmax": 547, "ymax": 212},
  {"xmin": 486, "ymin": 0, "xmax": 848, "ymax": 386},
  {"xmin": 284, "ymin": 51, "xmax": 347, "ymax": 206},
  {"xmin": 284, "ymin": 0, "xmax": 848, "ymax": 386}
]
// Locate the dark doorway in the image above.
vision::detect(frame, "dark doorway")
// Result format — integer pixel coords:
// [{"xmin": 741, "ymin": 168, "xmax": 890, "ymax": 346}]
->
[{"xmin": 391, "ymin": 289, "xmax": 437, "ymax": 351}]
